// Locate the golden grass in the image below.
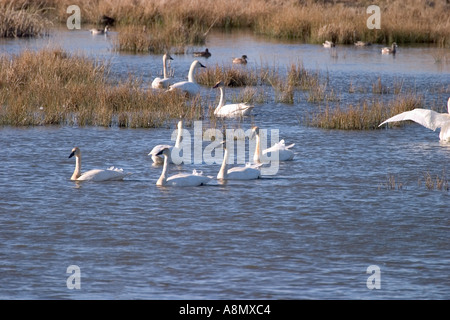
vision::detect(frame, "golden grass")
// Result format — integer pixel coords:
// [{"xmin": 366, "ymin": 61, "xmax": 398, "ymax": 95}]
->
[
  {"xmin": 309, "ymin": 94, "xmax": 423, "ymax": 130},
  {"xmin": 0, "ymin": 2, "xmax": 51, "ymax": 37},
  {"xmin": 0, "ymin": 48, "xmax": 203, "ymax": 127}
]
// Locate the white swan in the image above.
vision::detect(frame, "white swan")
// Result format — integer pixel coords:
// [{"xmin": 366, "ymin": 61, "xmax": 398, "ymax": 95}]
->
[
  {"xmin": 354, "ymin": 41, "xmax": 371, "ymax": 46},
  {"xmin": 151, "ymin": 53, "xmax": 174, "ymax": 89},
  {"xmin": 382, "ymin": 42, "xmax": 397, "ymax": 54},
  {"xmin": 68, "ymin": 147, "xmax": 129, "ymax": 181},
  {"xmin": 148, "ymin": 120, "xmax": 183, "ymax": 165},
  {"xmin": 90, "ymin": 25, "xmax": 109, "ymax": 35},
  {"xmin": 155, "ymin": 148, "xmax": 211, "ymax": 186},
  {"xmin": 379, "ymin": 98, "xmax": 450, "ymax": 142},
  {"xmin": 323, "ymin": 40, "xmax": 335, "ymax": 48},
  {"xmin": 252, "ymin": 126, "xmax": 295, "ymax": 163},
  {"xmin": 232, "ymin": 55, "xmax": 248, "ymax": 64},
  {"xmin": 212, "ymin": 81, "xmax": 254, "ymax": 117},
  {"xmin": 167, "ymin": 60, "xmax": 206, "ymax": 96},
  {"xmin": 217, "ymin": 142, "xmax": 261, "ymax": 180}
]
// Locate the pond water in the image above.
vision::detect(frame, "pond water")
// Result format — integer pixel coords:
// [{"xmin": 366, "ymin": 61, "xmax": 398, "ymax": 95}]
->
[{"xmin": 0, "ymin": 28, "xmax": 449, "ymax": 300}]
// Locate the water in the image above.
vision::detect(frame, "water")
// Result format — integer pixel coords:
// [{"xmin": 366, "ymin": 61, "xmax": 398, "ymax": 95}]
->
[{"xmin": 0, "ymin": 28, "xmax": 449, "ymax": 300}]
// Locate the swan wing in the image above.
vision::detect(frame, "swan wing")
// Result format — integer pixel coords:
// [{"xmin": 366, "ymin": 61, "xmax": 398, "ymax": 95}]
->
[
  {"xmin": 168, "ymin": 81, "xmax": 200, "ymax": 95},
  {"xmin": 148, "ymin": 144, "xmax": 172, "ymax": 156},
  {"xmin": 167, "ymin": 172, "xmax": 211, "ymax": 186},
  {"xmin": 227, "ymin": 166, "xmax": 260, "ymax": 180},
  {"xmin": 379, "ymin": 109, "xmax": 450, "ymax": 131},
  {"xmin": 78, "ymin": 168, "xmax": 128, "ymax": 181},
  {"xmin": 215, "ymin": 103, "xmax": 254, "ymax": 117}
]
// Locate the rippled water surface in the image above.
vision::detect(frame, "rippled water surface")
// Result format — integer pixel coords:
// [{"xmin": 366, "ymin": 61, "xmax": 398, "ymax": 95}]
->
[{"xmin": 0, "ymin": 28, "xmax": 449, "ymax": 299}]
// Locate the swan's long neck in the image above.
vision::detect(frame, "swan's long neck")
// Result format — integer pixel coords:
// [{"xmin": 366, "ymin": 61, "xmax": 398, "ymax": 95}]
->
[
  {"xmin": 447, "ymin": 98, "xmax": 450, "ymax": 114},
  {"xmin": 188, "ymin": 64, "xmax": 196, "ymax": 83},
  {"xmin": 163, "ymin": 55, "xmax": 168, "ymax": 79},
  {"xmin": 253, "ymin": 132, "xmax": 262, "ymax": 163},
  {"xmin": 157, "ymin": 154, "xmax": 169, "ymax": 186},
  {"xmin": 174, "ymin": 122, "xmax": 182, "ymax": 148},
  {"xmin": 216, "ymin": 87, "xmax": 225, "ymax": 111},
  {"xmin": 217, "ymin": 147, "xmax": 228, "ymax": 179},
  {"xmin": 71, "ymin": 155, "xmax": 81, "ymax": 180}
]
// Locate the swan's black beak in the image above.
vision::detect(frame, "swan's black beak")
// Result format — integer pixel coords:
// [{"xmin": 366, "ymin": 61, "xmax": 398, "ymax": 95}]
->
[
  {"xmin": 68, "ymin": 151, "xmax": 75, "ymax": 159},
  {"xmin": 213, "ymin": 81, "xmax": 221, "ymax": 89},
  {"xmin": 199, "ymin": 62, "xmax": 206, "ymax": 68}
]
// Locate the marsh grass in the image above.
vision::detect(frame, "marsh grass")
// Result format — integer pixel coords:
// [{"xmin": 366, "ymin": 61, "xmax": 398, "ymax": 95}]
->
[
  {"xmin": 0, "ymin": 2, "xmax": 51, "ymax": 37},
  {"xmin": 0, "ymin": 48, "xmax": 203, "ymax": 127},
  {"xmin": 196, "ymin": 64, "xmax": 259, "ymax": 87},
  {"xmin": 419, "ymin": 171, "xmax": 449, "ymax": 191},
  {"xmin": 310, "ymin": 94, "xmax": 423, "ymax": 130},
  {"xmin": 379, "ymin": 174, "xmax": 404, "ymax": 190}
]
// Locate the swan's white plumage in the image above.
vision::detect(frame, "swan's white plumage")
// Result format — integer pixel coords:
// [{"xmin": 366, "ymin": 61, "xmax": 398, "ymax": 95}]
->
[
  {"xmin": 382, "ymin": 42, "xmax": 397, "ymax": 54},
  {"xmin": 379, "ymin": 98, "xmax": 450, "ymax": 141},
  {"xmin": 217, "ymin": 142, "xmax": 261, "ymax": 180},
  {"xmin": 156, "ymin": 148, "xmax": 211, "ymax": 186},
  {"xmin": 151, "ymin": 53, "xmax": 174, "ymax": 89},
  {"xmin": 68, "ymin": 147, "xmax": 129, "ymax": 181},
  {"xmin": 252, "ymin": 126, "xmax": 295, "ymax": 163},
  {"xmin": 213, "ymin": 81, "xmax": 254, "ymax": 117},
  {"xmin": 148, "ymin": 120, "xmax": 183, "ymax": 165},
  {"xmin": 167, "ymin": 60, "xmax": 205, "ymax": 96},
  {"xmin": 323, "ymin": 40, "xmax": 335, "ymax": 48}
]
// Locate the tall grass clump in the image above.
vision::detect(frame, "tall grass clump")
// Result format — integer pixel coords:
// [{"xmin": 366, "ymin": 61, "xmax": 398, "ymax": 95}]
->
[
  {"xmin": 309, "ymin": 94, "xmax": 422, "ymax": 130},
  {"xmin": 196, "ymin": 64, "xmax": 259, "ymax": 87},
  {"xmin": 0, "ymin": 2, "xmax": 51, "ymax": 37},
  {"xmin": 0, "ymin": 48, "xmax": 203, "ymax": 127}
]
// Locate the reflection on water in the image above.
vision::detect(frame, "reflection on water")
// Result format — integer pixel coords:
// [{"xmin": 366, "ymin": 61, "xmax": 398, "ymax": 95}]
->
[{"xmin": 0, "ymin": 28, "xmax": 449, "ymax": 299}]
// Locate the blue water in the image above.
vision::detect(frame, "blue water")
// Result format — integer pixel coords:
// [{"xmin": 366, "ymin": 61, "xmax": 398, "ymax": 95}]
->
[{"xmin": 0, "ymin": 28, "xmax": 449, "ymax": 299}]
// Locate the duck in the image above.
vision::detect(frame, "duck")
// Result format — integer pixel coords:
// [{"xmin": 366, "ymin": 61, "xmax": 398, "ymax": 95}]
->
[
  {"xmin": 148, "ymin": 120, "xmax": 183, "ymax": 165},
  {"xmin": 151, "ymin": 53, "xmax": 174, "ymax": 89},
  {"xmin": 379, "ymin": 97, "xmax": 450, "ymax": 142},
  {"xmin": 381, "ymin": 42, "xmax": 397, "ymax": 54},
  {"xmin": 232, "ymin": 55, "xmax": 248, "ymax": 64},
  {"xmin": 251, "ymin": 126, "xmax": 295, "ymax": 163},
  {"xmin": 155, "ymin": 147, "xmax": 211, "ymax": 186},
  {"xmin": 68, "ymin": 147, "xmax": 129, "ymax": 181},
  {"xmin": 354, "ymin": 41, "xmax": 372, "ymax": 46},
  {"xmin": 193, "ymin": 48, "xmax": 211, "ymax": 58},
  {"xmin": 322, "ymin": 40, "xmax": 335, "ymax": 48},
  {"xmin": 217, "ymin": 141, "xmax": 261, "ymax": 180},
  {"xmin": 212, "ymin": 81, "xmax": 254, "ymax": 118},
  {"xmin": 167, "ymin": 60, "xmax": 206, "ymax": 96},
  {"xmin": 90, "ymin": 25, "xmax": 109, "ymax": 35}
]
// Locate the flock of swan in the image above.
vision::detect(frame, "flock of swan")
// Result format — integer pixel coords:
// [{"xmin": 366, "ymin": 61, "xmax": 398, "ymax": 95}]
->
[
  {"xmin": 323, "ymin": 40, "xmax": 398, "ymax": 55},
  {"xmin": 68, "ymin": 44, "xmax": 450, "ymax": 186}
]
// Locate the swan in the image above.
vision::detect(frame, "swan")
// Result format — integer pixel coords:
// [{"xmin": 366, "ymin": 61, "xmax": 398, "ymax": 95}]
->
[
  {"xmin": 251, "ymin": 126, "xmax": 295, "ymax": 163},
  {"xmin": 148, "ymin": 120, "xmax": 183, "ymax": 165},
  {"xmin": 354, "ymin": 41, "xmax": 371, "ymax": 46},
  {"xmin": 194, "ymin": 48, "xmax": 211, "ymax": 58},
  {"xmin": 232, "ymin": 55, "xmax": 248, "ymax": 64},
  {"xmin": 167, "ymin": 60, "xmax": 206, "ymax": 96},
  {"xmin": 90, "ymin": 25, "xmax": 109, "ymax": 35},
  {"xmin": 217, "ymin": 141, "xmax": 261, "ymax": 180},
  {"xmin": 68, "ymin": 147, "xmax": 129, "ymax": 181},
  {"xmin": 155, "ymin": 148, "xmax": 211, "ymax": 186},
  {"xmin": 378, "ymin": 98, "xmax": 450, "ymax": 142},
  {"xmin": 382, "ymin": 42, "xmax": 397, "ymax": 54},
  {"xmin": 151, "ymin": 53, "xmax": 174, "ymax": 89},
  {"xmin": 212, "ymin": 81, "xmax": 254, "ymax": 118},
  {"xmin": 323, "ymin": 40, "xmax": 335, "ymax": 48}
]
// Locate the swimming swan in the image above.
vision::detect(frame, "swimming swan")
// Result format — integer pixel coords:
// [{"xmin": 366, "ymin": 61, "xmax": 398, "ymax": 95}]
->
[
  {"xmin": 212, "ymin": 81, "xmax": 254, "ymax": 117},
  {"xmin": 90, "ymin": 25, "xmax": 109, "ymax": 35},
  {"xmin": 168, "ymin": 60, "xmax": 206, "ymax": 96},
  {"xmin": 382, "ymin": 42, "xmax": 397, "ymax": 54},
  {"xmin": 156, "ymin": 148, "xmax": 211, "ymax": 186},
  {"xmin": 378, "ymin": 98, "xmax": 450, "ymax": 142},
  {"xmin": 148, "ymin": 120, "xmax": 183, "ymax": 165},
  {"xmin": 323, "ymin": 40, "xmax": 335, "ymax": 48},
  {"xmin": 151, "ymin": 53, "xmax": 174, "ymax": 89},
  {"xmin": 232, "ymin": 55, "xmax": 248, "ymax": 64},
  {"xmin": 354, "ymin": 41, "xmax": 371, "ymax": 46},
  {"xmin": 217, "ymin": 142, "xmax": 261, "ymax": 180},
  {"xmin": 68, "ymin": 147, "xmax": 129, "ymax": 181},
  {"xmin": 252, "ymin": 126, "xmax": 295, "ymax": 163}
]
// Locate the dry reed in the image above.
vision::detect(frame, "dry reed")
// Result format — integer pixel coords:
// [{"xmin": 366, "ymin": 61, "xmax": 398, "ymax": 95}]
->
[{"xmin": 0, "ymin": 2, "xmax": 51, "ymax": 37}]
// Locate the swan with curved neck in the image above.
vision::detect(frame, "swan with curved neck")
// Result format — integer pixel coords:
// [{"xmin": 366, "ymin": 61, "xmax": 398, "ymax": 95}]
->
[
  {"xmin": 168, "ymin": 60, "xmax": 206, "ymax": 96},
  {"xmin": 217, "ymin": 141, "xmax": 261, "ymax": 180},
  {"xmin": 148, "ymin": 120, "xmax": 183, "ymax": 165},
  {"xmin": 156, "ymin": 148, "xmax": 211, "ymax": 186},
  {"xmin": 379, "ymin": 97, "xmax": 450, "ymax": 142},
  {"xmin": 212, "ymin": 81, "xmax": 254, "ymax": 117},
  {"xmin": 152, "ymin": 53, "xmax": 174, "ymax": 89},
  {"xmin": 68, "ymin": 147, "xmax": 129, "ymax": 181}
]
